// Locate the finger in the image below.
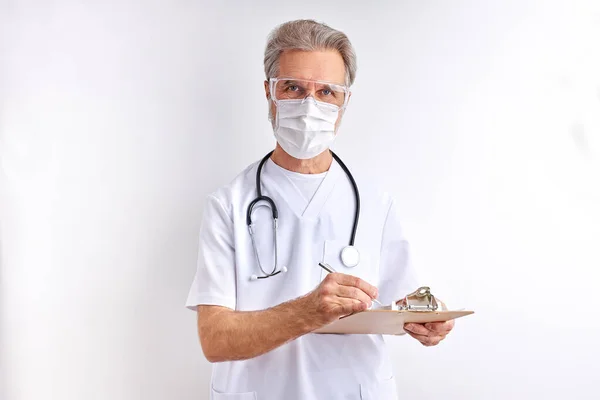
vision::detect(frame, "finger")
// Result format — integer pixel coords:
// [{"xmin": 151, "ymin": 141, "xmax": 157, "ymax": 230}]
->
[
  {"xmin": 406, "ymin": 331, "xmax": 444, "ymax": 347},
  {"xmin": 338, "ymin": 298, "xmax": 368, "ymax": 316},
  {"xmin": 404, "ymin": 323, "xmax": 430, "ymax": 336},
  {"xmin": 424, "ymin": 320, "xmax": 454, "ymax": 334},
  {"xmin": 332, "ymin": 273, "xmax": 378, "ymax": 299},
  {"xmin": 334, "ymin": 284, "xmax": 373, "ymax": 306},
  {"xmin": 406, "ymin": 331, "xmax": 431, "ymax": 345},
  {"xmin": 319, "ymin": 278, "xmax": 371, "ymax": 306}
]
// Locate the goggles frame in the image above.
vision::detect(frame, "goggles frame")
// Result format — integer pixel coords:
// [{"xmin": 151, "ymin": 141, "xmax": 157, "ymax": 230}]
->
[{"xmin": 268, "ymin": 77, "xmax": 351, "ymax": 110}]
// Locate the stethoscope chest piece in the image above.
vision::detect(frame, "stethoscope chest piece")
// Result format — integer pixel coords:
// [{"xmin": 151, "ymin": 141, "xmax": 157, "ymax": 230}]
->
[{"xmin": 341, "ymin": 245, "xmax": 360, "ymax": 268}]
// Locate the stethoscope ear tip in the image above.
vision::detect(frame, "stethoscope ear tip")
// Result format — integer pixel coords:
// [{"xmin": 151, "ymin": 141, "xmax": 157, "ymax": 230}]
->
[
  {"xmin": 250, "ymin": 274, "xmax": 258, "ymax": 281},
  {"xmin": 281, "ymin": 266, "xmax": 288, "ymax": 273}
]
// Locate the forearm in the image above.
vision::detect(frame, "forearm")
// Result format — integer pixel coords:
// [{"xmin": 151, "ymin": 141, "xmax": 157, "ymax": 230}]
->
[{"xmin": 198, "ymin": 295, "xmax": 318, "ymax": 362}]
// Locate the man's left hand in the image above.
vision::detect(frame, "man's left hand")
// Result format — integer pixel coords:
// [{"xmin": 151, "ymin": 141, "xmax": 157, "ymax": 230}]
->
[{"xmin": 403, "ymin": 320, "xmax": 454, "ymax": 346}]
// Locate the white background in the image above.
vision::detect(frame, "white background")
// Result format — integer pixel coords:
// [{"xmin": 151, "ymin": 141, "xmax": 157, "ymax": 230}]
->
[{"xmin": 1, "ymin": 1, "xmax": 600, "ymax": 399}]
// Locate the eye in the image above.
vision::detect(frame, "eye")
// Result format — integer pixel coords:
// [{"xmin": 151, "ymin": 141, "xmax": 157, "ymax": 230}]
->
[
  {"xmin": 287, "ymin": 85, "xmax": 299, "ymax": 92},
  {"xmin": 322, "ymin": 89, "xmax": 332, "ymax": 96}
]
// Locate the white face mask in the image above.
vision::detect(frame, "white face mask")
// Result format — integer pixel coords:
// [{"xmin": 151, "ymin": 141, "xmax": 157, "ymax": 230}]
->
[{"xmin": 271, "ymin": 98, "xmax": 340, "ymax": 160}]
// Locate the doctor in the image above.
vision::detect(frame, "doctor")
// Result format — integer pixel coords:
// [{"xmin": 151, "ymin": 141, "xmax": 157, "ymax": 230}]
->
[{"xmin": 186, "ymin": 19, "xmax": 455, "ymax": 400}]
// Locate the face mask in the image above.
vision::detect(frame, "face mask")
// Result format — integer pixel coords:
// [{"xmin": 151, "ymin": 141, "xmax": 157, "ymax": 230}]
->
[{"xmin": 271, "ymin": 98, "xmax": 340, "ymax": 160}]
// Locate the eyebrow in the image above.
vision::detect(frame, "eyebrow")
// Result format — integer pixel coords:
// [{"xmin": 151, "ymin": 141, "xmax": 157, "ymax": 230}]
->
[{"xmin": 279, "ymin": 79, "xmax": 343, "ymax": 90}]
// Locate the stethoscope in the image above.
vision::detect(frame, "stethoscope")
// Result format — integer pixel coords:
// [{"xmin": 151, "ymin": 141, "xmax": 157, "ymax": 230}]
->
[{"xmin": 247, "ymin": 150, "xmax": 361, "ymax": 280}]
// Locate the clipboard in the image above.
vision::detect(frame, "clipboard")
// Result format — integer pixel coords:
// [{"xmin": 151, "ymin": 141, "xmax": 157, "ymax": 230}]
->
[{"xmin": 314, "ymin": 286, "xmax": 474, "ymax": 335}]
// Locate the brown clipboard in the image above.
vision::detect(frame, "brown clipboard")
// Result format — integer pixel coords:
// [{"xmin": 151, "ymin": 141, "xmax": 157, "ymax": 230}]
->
[{"xmin": 313, "ymin": 309, "xmax": 474, "ymax": 335}]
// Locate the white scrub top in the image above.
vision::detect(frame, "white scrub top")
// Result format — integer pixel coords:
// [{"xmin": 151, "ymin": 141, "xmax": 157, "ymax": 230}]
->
[{"xmin": 186, "ymin": 157, "xmax": 418, "ymax": 400}]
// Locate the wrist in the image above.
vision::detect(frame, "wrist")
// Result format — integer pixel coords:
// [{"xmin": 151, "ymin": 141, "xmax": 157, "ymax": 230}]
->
[{"xmin": 289, "ymin": 294, "xmax": 321, "ymax": 333}]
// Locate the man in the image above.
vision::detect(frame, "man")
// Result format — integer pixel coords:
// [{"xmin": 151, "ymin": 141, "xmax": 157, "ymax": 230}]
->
[{"xmin": 186, "ymin": 19, "xmax": 454, "ymax": 399}]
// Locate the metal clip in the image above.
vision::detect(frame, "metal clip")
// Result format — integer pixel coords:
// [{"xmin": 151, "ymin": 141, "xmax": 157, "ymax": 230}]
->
[{"xmin": 397, "ymin": 286, "xmax": 438, "ymax": 312}]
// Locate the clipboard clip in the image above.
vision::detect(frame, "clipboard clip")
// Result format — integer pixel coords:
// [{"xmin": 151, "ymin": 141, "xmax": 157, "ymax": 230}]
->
[{"xmin": 397, "ymin": 286, "xmax": 439, "ymax": 312}]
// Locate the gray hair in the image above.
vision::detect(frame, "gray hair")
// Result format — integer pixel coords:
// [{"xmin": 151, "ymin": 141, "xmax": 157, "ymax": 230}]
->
[{"xmin": 263, "ymin": 20, "xmax": 357, "ymax": 86}]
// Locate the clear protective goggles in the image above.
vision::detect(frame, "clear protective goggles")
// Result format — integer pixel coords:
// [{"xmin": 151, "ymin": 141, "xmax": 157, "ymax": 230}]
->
[{"xmin": 269, "ymin": 77, "xmax": 350, "ymax": 110}]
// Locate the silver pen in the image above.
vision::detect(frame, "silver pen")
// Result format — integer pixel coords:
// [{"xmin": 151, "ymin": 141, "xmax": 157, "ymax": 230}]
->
[{"xmin": 317, "ymin": 263, "xmax": 383, "ymax": 306}]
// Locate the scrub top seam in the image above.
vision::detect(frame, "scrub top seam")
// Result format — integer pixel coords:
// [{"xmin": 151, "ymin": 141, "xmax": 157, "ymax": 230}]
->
[
  {"xmin": 378, "ymin": 198, "xmax": 395, "ymax": 259},
  {"xmin": 208, "ymin": 194, "xmax": 234, "ymax": 225}
]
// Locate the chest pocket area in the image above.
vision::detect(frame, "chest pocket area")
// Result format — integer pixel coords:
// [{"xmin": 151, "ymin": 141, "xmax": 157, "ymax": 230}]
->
[{"xmin": 321, "ymin": 239, "xmax": 378, "ymax": 286}]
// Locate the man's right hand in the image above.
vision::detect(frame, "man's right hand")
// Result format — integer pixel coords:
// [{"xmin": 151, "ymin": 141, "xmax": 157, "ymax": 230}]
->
[
  {"xmin": 302, "ymin": 273, "xmax": 379, "ymax": 328},
  {"xmin": 196, "ymin": 273, "xmax": 379, "ymax": 362}
]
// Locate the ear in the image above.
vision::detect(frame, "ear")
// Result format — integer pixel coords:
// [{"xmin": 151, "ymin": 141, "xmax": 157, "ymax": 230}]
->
[{"xmin": 264, "ymin": 80, "xmax": 270, "ymax": 100}]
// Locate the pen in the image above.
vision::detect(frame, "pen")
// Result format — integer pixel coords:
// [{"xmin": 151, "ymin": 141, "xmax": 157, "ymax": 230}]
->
[
  {"xmin": 318, "ymin": 262, "xmax": 336, "ymax": 274},
  {"xmin": 318, "ymin": 263, "xmax": 383, "ymax": 306}
]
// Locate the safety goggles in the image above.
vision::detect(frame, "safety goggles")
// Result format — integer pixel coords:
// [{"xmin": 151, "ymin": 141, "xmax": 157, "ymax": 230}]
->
[{"xmin": 269, "ymin": 77, "xmax": 350, "ymax": 109}]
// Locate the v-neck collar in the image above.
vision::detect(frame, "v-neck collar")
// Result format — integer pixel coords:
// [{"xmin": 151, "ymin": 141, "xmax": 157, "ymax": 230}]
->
[{"xmin": 261, "ymin": 158, "xmax": 343, "ymax": 220}]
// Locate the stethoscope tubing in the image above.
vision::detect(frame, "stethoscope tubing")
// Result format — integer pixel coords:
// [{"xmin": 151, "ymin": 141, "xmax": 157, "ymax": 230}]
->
[{"xmin": 246, "ymin": 150, "xmax": 360, "ymax": 279}]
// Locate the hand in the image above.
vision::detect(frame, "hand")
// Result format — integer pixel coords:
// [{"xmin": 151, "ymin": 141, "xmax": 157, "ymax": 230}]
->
[
  {"xmin": 404, "ymin": 319, "xmax": 455, "ymax": 346},
  {"xmin": 304, "ymin": 273, "xmax": 378, "ymax": 327}
]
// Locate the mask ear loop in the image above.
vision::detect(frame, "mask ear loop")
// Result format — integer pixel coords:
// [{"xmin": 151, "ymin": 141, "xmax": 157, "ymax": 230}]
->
[
  {"xmin": 267, "ymin": 97, "xmax": 274, "ymax": 125},
  {"xmin": 269, "ymin": 98, "xmax": 282, "ymax": 132},
  {"xmin": 268, "ymin": 80, "xmax": 280, "ymax": 130},
  {"xmin": 334, "ymin": 89, "xmax": 350, "ymax": 132},
  {"xmin": 334, "ymin": 107, "xmax": 345, "ymax": 133}
]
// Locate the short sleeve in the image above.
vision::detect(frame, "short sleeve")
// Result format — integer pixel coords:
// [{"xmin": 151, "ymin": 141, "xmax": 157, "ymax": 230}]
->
[
  {"xmin": 377, "ymin": 199, "xmax": 420, "ymax": 305},
  {"xmin": 185, "ymin": 195, "xmax": 236, "ymax": 311}
]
